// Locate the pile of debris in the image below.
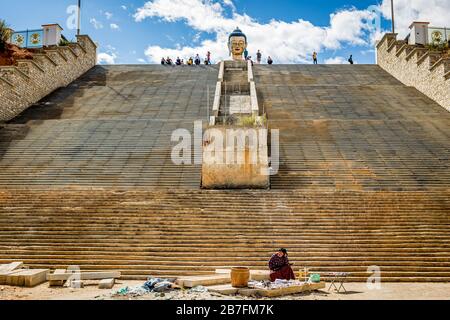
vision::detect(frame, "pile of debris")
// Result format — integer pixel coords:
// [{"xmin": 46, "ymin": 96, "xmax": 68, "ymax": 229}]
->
[
  {"xmin": 249, "ymin": 279, "xmax": 311, "ymax": 290},
  {"xmin": 114, "ymin": 278, "xmax": 181, "ymax": 297}
]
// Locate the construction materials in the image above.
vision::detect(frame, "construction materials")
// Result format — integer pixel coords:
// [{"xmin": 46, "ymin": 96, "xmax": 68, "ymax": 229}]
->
[
  {"xmin": 207, "ymin": 282, "xmax": 326, "ymax": 298},
  {"xmin": 0, "ymin": 262, "xmax": 24, "ymax": 273},
  {"xmin": 205, "ymin": 284, "xmax": 239, "ymax": 295},
  {"xmin": 5, "ymin": 269, "xmax": 49, "ymax": 287},
  {"xmin": 69, "ymin": 280, "xmax": 84, "ymax": 288},
  {"xmin": 49, "ymin": 269, "xmax": 66, "ymax": 287},
  {"xmin": 230, "ymin": 267, "xmax": 250, "ymax": 288},
  {"xmin": 0, "ymin": 261, "xmax": 121, "ymax": 288},
  {"xmin": 99, "ymin": 278, "xmax": 115, "ymax": 289},
  {"xmin": 0, "ymin": 270, "xmax": 24, "ymax": 285},
  {"xmin": 0, "ymin": 262, "xmax": 26, "ymax": 285},
  {"xmin": 47, "ymin": 271, "xmax": 121, "ymax": 281},
  {"xmin": 176, "ymin": 274, "xmax": 230, "ymax": 288},
  {"xmin": 248, "ymin": 282, "xmax": 325, "ymax": 298}
]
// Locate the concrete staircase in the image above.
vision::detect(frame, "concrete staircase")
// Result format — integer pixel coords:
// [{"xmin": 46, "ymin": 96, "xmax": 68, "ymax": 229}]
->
[{"xmin": 0, "ymin": 64, "xmax": 449, "ymax": 282}]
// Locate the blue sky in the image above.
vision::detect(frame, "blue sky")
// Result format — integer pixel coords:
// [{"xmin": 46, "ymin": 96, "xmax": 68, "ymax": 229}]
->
[{"xmin": 0, "ymin": 0, "xmax": 447, "ymax": 64}]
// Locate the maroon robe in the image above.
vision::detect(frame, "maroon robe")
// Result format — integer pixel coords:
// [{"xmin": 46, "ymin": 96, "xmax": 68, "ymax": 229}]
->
[{"xmin": 268, "ymin": 254, "xmax": 296, "ymax": 282}]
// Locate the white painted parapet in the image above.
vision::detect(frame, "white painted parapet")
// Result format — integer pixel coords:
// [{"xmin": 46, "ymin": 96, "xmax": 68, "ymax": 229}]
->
[
  {"xmin": 218, "ymin": 60, "xmax": 225, "ymax": 82},
  {"xmin": 212, "ymin": 81, "xmax": 222, "ymax": 118},
  {"xmin": 250, "ymin": 81, "xmax": 259, "ymax": 116},
  {"xmin": 248, "ymin": 60, "xmax": 253, "ymax": 82}
]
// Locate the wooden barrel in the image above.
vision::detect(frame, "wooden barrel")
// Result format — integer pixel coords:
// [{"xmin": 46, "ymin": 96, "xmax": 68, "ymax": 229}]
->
[{"xmin": 230, "ymin": 267, "xmax": 250, "ymax": 288}]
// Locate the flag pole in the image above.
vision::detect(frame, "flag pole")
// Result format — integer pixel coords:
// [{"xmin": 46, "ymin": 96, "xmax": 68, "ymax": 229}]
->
[
  {"xmin": 391, "ymin": 0, "xmax": 395, "ymax": 33},
  {"xmin": 77, "ymin": 0, "xmax": 81, "ymax": 36}
]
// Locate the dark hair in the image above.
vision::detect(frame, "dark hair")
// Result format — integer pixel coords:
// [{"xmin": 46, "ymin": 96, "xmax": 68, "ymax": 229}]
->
[
  {"xmin": 229, "ymin": 27, "xmax": 247, "ymax": 42},
  {"xmin": 278, "ymin": 248, "xmax": 288, "ymax": 255}
]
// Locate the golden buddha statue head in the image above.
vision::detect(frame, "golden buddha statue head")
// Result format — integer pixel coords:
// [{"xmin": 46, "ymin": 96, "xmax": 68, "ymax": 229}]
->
[{"xmin": 228, "ymin": 27, "xmax": 247, "ymax": 61}]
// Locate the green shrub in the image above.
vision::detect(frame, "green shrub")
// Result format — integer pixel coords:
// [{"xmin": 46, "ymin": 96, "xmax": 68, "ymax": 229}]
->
[
  {"xmin": 426, "ymin": 42, "xmax": 448, "ymax": 52},
  {"xmin": 58, "ymin": 35, "xmax": 71, "ymax": 47},
  {"xmin": 0, "ymin": 19, "xmax": 12, "ymax": 53},
  {"xmin": 238, "ymin": 114, "xmax": 267, "ymax": 127}
]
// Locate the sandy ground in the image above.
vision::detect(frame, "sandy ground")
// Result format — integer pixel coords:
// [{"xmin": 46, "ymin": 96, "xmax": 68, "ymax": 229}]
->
[{"xmin": 1, "ymin": 281, "xmax": 449, "ymax": 300}]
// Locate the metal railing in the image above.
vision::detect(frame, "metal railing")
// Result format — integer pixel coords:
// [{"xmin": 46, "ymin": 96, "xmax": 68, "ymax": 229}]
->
[
  {"xmin": 10, "ymin": 29, "xmax": 44, "ymax": 48},
  {"xmin": 428, "ymin": 27, "xmax": 449, "ymax": 45}
]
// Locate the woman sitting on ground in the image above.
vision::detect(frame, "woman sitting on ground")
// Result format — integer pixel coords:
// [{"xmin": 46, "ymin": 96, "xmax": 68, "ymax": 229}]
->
[{"xmin": 268, "ymin": 248, "xmax": 296, "ymax": 282}]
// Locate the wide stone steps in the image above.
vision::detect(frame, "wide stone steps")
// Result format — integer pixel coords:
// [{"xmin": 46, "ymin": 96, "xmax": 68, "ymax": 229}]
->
[
  {"xmin": 1, "ymin": 65, "xmax": 449, "ymax": 282},
  {"xmin": 0, "ymin": 189, "xmax": 449, "ymax": 282}
]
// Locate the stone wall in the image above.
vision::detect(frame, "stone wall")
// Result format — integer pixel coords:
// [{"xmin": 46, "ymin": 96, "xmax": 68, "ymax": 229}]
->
[
  {"xmin": 377, "ymin": 33, "xmax": 450, "ymax": 112},
  {"xmin": 0, "ymin": 35, "xmax": 97, "ymax": 121}
]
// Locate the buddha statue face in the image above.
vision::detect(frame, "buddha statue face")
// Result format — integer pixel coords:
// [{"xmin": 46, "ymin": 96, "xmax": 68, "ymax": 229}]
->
[{"xmin": 228, "ymin": 36, "xmax": 247, "ymax": 61}]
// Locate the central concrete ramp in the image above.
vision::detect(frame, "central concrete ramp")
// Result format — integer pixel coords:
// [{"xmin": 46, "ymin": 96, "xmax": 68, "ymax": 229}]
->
[{"xmin": 0, "ymin": 64, "xmax": 449, "ymax": 281}]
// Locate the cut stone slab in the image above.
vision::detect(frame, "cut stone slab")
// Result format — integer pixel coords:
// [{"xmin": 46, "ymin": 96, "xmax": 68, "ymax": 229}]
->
[
  {"xmin": 237, "ymin": 288, "xmax": 260, "ymax": 297},
  {"xmin": 0, "ymin": 270, "xmax": 24, "ymax": 285},
  {"xmin": 49, "ymin": 269, "xmax": 66, "ymax": 287},
  {"xmin": 176, "ymin": 274, "xmax": 230, "ymax": 288},
  {"xmin": 98, "ymin": 278, "xmax": 115, "ymax": 289},
  {"xmin": 6, "ymin": 269, "xmax": 49, "ymax": 287},
  {"xmin": 206, "ymin": 284, "xmax": 239, "ymax": 295},
  {"xmin": 0, "ymin": 262, "xmax": 23, "ymax": 273},
  {"xmin": 69, "ymin": 280, "xmax": 84, "ymax": 288},
  {"xmin": 249, "ymin": 282, "xmax": 326, "ymax": 298},
  {"xmin": 48, "ymin": 271, "xmax": 121, "ymax": 281},
  {"xmin": 207, "ymin": 281, "xmax": 326, "ymax": 298}
]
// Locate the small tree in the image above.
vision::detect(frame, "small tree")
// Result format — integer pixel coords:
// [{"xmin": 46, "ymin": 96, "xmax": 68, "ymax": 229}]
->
[{"xmin": 0, "ymin": 19, "xmax": 12, "ymax": 53}]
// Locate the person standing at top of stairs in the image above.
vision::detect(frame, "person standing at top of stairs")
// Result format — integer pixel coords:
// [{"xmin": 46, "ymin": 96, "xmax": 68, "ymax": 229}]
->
[
  {"xmin": 348, "ymin": 55, "xmax": 354, "ymax": 64},
  {"xmin": 195, "ymin": 54, "xmax": 201, "ymax": 65},
  {"xmin": 256, "ymin": 50, "xmax": 262, "ymax": 64}
]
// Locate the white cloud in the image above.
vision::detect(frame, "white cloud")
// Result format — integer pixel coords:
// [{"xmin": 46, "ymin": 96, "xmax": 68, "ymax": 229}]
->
[
  {"xmin": 121, "ymin": 5, "xmax": 127, "ymax": 10},
  {"xmin": 110, "ymin": 23, "xmax": 120, "ymax": 30},
  {"xmin": 222, "ymin": 0, "xmax": 236, "ymax": 11},
  {"xmin": 137, "ymin": 58, "xmax": 146, "ymax": 63},
  {"xmin": 97, "ymin": 52, "xmax": 117, "ymax": 64},
  {"xmin": 380, "ymin": 0, "xmax": 450, "ymax": 38},
  {"xmin": 105, "ymin": 11, "xmax": 113, "ymax": 20},
  {"xmin": 135, "ymin": 0, "xmax": 378, "ymax": 63},
  {"xmin": 325, "ymin": 56, "xmax": 350, "ymax": 64},
  {"xmin": 90, "ymin": 18, "xmax": 103, "ymax": 29},
  {"xmin": 98, "ymin": 45, "xmax": 118, "ymax": 64}
]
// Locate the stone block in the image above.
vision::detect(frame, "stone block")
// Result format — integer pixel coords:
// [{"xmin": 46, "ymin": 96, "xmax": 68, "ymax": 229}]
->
[{"xmin": 98, "ymin": 278, "xmax": 115, "ymax": 289}]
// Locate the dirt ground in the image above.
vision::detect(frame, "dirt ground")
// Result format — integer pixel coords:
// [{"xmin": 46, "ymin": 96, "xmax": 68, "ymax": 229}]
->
[
  {"xmin": 0, "ymin": 43, "xmax": 33, "ymax": 66},
  {"xmin": 1, "ymin": 282, "xmax": 449, "ymax": 300}
]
